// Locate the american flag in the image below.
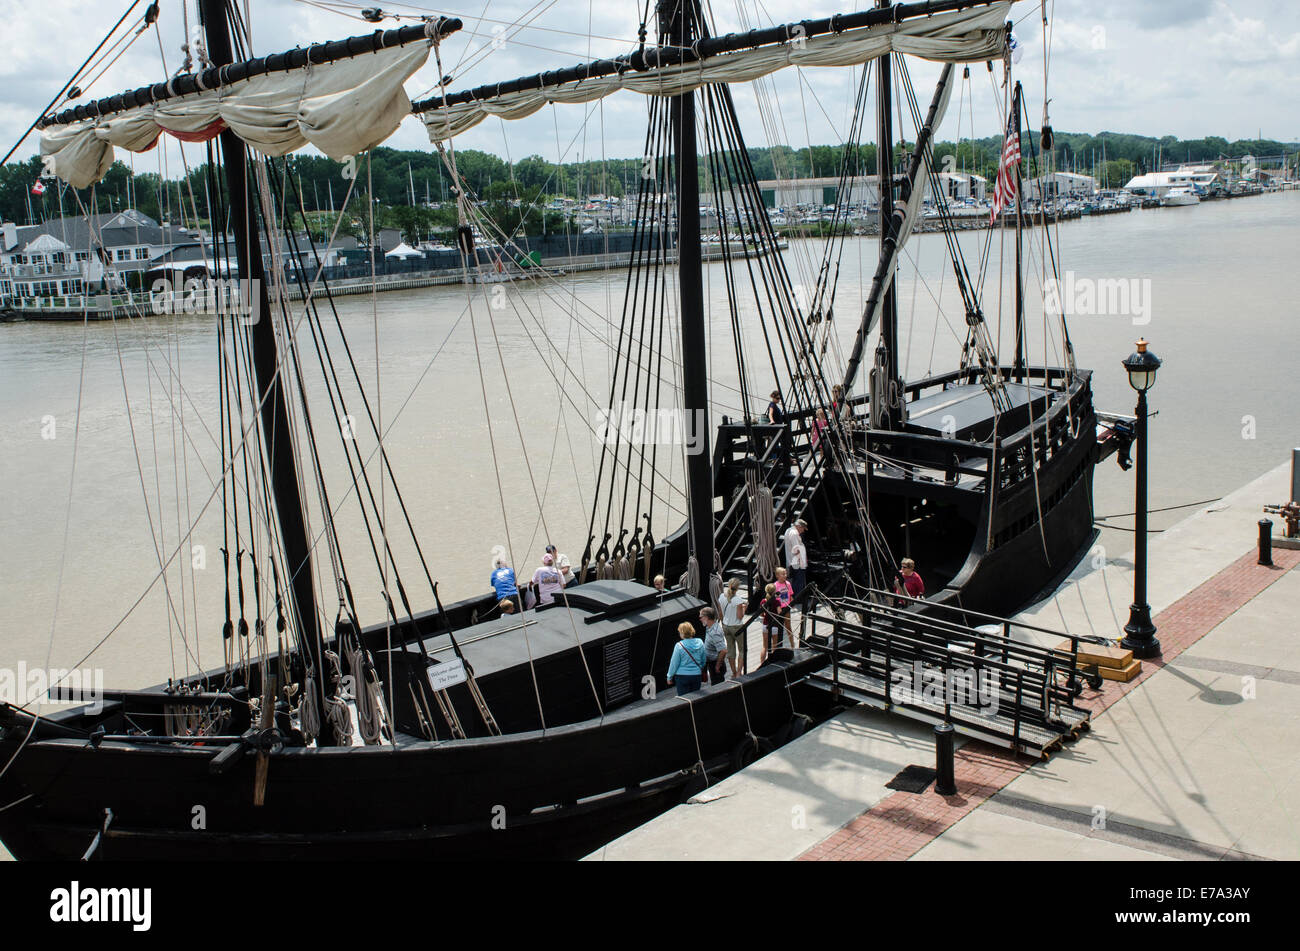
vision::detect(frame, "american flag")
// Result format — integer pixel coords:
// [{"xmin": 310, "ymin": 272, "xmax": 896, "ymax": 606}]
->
[{"xmin": 990, "ymin": 112, "xmax": 1021, "ymax": 222}]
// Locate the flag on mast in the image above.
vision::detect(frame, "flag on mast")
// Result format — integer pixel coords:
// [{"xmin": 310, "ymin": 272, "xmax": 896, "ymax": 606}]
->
[
  {"xmin": 31, "ymin": 180, "xmax": 46, "ymax": 196},
  {"xmin": 990, "ymin": 111, "xmax": 1021, "ymax": 222}
]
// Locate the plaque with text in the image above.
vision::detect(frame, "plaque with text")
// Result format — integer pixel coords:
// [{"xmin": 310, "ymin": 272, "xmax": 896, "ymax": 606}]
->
[{"xmin": 603, "ymin": 637, "xmax": 632, "ymax": 706}]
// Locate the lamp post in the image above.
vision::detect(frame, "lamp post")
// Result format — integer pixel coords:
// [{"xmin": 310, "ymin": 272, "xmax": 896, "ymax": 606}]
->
[{"xmin": 1121, "ymin": 338, "xmax": 1161, "ymax": 659}]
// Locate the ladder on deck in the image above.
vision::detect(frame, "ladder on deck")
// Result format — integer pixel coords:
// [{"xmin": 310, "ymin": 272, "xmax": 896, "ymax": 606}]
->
[
  {"xmin": 799, "ymin": 592, "xmax": 1094, "ymax": 759},
  {"xmin": 713, "ymin": 419, "xmax": 829, "ymax": 581}
]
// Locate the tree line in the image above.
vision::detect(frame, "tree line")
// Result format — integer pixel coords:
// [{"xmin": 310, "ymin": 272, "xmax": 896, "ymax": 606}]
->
[{"xmin": 2, "ymin": 131, "xmax": 1294, "ymax": 238}]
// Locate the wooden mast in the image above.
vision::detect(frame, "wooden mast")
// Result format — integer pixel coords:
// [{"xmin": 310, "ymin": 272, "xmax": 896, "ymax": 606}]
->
[
  {"xmin": 660, "ymin": 0, "xmax": 715, "ymax": 589},
  {"xmin": 199, "ymin": 0, "xmax": 332, "ymax": 741},
  {"xmin": 1011, "ymin": 81, "xmax": 1026, "ymax": 381},
  {"xmin": 873, "ymin": 0, "xmax": 902, "ymax": 430}
]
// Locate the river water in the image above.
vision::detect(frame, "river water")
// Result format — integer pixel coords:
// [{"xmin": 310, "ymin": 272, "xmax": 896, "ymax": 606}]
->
[{"xmin": 1, "ymin": 190, "xmax": 1296, "ymax": 744}]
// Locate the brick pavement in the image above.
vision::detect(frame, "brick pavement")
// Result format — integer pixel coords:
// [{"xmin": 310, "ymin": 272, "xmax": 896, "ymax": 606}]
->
[{"xmin": 798, "ymin": 548, "xmax": 1300, "ymax": 861}]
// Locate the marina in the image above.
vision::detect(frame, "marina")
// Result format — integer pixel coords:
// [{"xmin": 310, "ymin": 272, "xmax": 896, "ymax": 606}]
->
[
  {"xmin": 0, "ymin": 0, "xmax": 1296, "ymax": 925},
  {"xmin": 3, "ymin": 169, "xmax": 1281, "ymax": 320}
]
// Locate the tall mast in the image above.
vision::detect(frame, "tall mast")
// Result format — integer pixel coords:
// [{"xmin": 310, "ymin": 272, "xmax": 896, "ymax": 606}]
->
[
  {"xmin": 1012, "ymin": 81, "xmax": 1025, "ymax": 381},
  {"xmin": 199, "ymin": 0, "xmax": 332, "ymax": 740},
  {"xmin": 660, "ymin": 0, "xmax": 714, "ymax": 587},
  {"xmin": 872, "ymin": 0, "xmax": 903, "ymax": 429}
]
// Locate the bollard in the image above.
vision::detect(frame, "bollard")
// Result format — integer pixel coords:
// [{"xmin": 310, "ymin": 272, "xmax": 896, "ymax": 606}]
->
[
  {"xmin": 934, "ymin": 722, "xmax": 957, "ymax": 795},
  {"xmin": 1258, "ymin": 519, "xmax": 1274, "ymax": 567}
]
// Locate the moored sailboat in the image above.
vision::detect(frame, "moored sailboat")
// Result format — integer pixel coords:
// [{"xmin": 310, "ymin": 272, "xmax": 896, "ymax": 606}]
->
[{"xmin": 1, "ymin": 0, "xmax": 1113, "ymax": 859}]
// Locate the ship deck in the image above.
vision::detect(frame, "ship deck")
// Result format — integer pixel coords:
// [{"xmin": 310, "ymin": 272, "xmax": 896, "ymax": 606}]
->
[
  {"xmin": 399, "ymin": 580, "xmax": 698, "ymax": 679},
  {"xmin": 905, "ymin": 381, "xmax": 1054, "ymax": 441}
]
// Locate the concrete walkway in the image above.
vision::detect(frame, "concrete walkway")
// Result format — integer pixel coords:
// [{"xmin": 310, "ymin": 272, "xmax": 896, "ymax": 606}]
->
[
  {"xmin": 587, "ymin": 462, "xmax": 1298, "ymax": 861},
  {"xmin": 912, "ymin": 553, "xmax": 1300, "ymax": 862}
]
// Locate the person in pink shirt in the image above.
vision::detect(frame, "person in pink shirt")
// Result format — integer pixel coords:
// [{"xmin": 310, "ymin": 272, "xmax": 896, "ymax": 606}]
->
[
  {"xmin": 809, "ymin": 407, "xmax": 829, "ymax": 460},
  {"xmin": 773, "ymin": 566, "xmax": 795, "ymax": 645},
  {"xmin": 532, "ymin": 553, "xmax": 566, "ymax": 605}
]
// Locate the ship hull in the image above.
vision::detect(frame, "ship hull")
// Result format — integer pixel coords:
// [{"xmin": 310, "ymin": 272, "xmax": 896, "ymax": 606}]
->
[
  {"xmin": 0, "ymin": 365, "xmax": 1101, "ymax": 862},
  {"xmin": 0, "ymin": 669, "xmax": 825, "ymax": 861},
  {"xmin": 766, "ymin": 367, "xmax": 1101, "ymax": 618},
  {"xmin": 0, "ymin": 580, "xmax": 828, "ymax": 861}
]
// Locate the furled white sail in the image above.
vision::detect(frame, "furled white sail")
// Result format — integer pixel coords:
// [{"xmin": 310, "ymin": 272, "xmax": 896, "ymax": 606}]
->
[
  {"xmin": 423, "ymin": 2, "xmax": 1009, "ymax": 141},
  {"xmin": 41, "ymin": 42, "xmax": 431, "ymax": 188}
]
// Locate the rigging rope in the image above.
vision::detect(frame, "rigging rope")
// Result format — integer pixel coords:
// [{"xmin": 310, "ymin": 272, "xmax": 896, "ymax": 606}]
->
[{"xmin": 744, "ymin": 466, "xmax": 778, "ymax": 581}]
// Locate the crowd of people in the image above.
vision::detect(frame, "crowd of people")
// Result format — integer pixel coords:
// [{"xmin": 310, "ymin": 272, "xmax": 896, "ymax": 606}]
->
[
  {"xmin": 490, "ymin": 530, "xmax": 925, "ymax": 697},
  {"xmin": 484, "ymin": 380, "xmax": 930, "ymax": 696},
  {"xmin": 663, "ymin": 514, "xmax": 812, "ymax": 696}
]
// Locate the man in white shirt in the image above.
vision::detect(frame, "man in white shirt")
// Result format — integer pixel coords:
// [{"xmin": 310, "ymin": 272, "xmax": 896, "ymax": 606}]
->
[{"xmin": 784, "ymin": 518, "xmax": 808, "ymax": 600}]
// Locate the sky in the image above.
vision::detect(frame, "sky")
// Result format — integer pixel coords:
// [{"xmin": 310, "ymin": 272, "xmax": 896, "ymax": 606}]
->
[{"xmin": 1, "ymin": 0, "xmax": 1297, "ymax": 173}]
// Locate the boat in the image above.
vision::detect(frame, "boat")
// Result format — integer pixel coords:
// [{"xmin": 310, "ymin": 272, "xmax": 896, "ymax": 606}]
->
[
  {"xmin": 0, "ymin": 0, "xmax": 1113, "ymax": 860},
  {"xmin": 1160, "ymin": 186, "xmax": 1200, "ymax": 207}
]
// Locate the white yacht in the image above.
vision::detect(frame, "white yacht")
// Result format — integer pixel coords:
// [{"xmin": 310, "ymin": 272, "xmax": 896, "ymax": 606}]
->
[{"xmin": 1159, "ymin": 186, "xmax": 1200, "ymax": 206}]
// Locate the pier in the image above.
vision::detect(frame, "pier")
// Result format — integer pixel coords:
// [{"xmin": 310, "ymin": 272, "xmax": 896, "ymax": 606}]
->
[
  {"xmin": 585, "ymin": 461, "xmax": 1300, "ymax": 861},
  {"xmin": 0, "ymin": 242, "xmax": 783, "ymax": 320}
]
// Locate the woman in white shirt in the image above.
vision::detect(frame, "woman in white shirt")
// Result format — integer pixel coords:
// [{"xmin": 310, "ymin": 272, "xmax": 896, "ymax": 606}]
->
[{"xmin": 718, "ymin": 578, "xmax": 747, "ymax": 678}]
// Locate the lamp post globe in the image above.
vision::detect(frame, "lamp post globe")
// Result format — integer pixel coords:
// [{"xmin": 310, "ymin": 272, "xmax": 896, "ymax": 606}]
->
[
  {"xmin": 1121, "ymin": 338, "xmax": 1161, "ymax": 659},
  {"xmin": 1123, "ymin": 338, "xmax": 1161, "ymax": 394}
]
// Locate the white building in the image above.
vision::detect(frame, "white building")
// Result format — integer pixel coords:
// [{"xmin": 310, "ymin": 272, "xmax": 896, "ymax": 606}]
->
[
  {"xmin": 1024, "ymin": 172, "xmax": 1098, "ymax": 201},
  {"xmin": 0, "ymin": 232, "xmax": 104, "ymax": 300},
  {"xmin": 935, "ymin": 172, "xmax": 987, "ymax": 201},
  {"xmin": 751, "ymin": 176, "xmax": 884, "ymax": 212},
  {"xmin": 1, "ymin": 210, "xmax": 210, "ymax": 303}
]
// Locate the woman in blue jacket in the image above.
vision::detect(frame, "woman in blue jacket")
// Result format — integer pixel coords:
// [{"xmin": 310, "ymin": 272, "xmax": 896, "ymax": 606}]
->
[{"xmin": 666, "ymin": 622, "xmax": 706, "ymax": 696}]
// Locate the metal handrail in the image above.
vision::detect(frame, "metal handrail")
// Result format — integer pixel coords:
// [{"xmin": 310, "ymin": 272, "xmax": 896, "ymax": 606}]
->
[
  {"xmin": 872, "ymin": 609, "xmax": 1077, "ymax": 711},
  {"xmin": 806, "ymin": 611, "xmax": 1061, "ymax": 734},
  {"xmin": 853, "ymin": 586, "xmax": 1106, "ymax": 649},
  {"xmin": 804, "ymin": 608, "xmax": 1080, "ymax": 721}
]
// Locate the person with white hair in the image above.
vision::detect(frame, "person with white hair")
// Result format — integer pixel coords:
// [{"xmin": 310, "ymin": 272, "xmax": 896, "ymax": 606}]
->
[
  {"xmin": 784, "ymin": 518, "xmax": 809, "ymax": 599},
  {"xmin": 490, "ymin": 548, "xmax": 519, "ymax": 604}
]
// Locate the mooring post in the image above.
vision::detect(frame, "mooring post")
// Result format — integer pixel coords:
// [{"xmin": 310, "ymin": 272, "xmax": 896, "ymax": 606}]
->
[
  {"xmin": 934, "ymin": 722, "xmax": 957, "ymax": 795},
  {"xmin": 1258, "ymin": 518, "xmax": 1274, "ymax": 567}
]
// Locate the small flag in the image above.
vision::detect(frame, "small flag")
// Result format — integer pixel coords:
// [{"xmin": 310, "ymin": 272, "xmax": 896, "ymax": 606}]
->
[
  {"xmin": 31, "ymin": 180, "xmax": 46, "ymax": 196},
  {"xmin": 990, "ymin": 111, "xmax": 1021, "ymax": 222}
]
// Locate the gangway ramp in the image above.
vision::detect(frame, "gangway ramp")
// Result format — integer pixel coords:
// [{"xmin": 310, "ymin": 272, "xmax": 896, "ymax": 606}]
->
[{"xmin": 799, "ymin": 591, "xmax": 1096, "ymax": 759}]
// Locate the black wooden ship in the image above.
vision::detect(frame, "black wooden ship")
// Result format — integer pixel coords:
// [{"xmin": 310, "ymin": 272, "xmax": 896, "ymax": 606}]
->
[{"xmin": 0, "ymin": 0, "xmax": 1114, "ymax": 859}]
